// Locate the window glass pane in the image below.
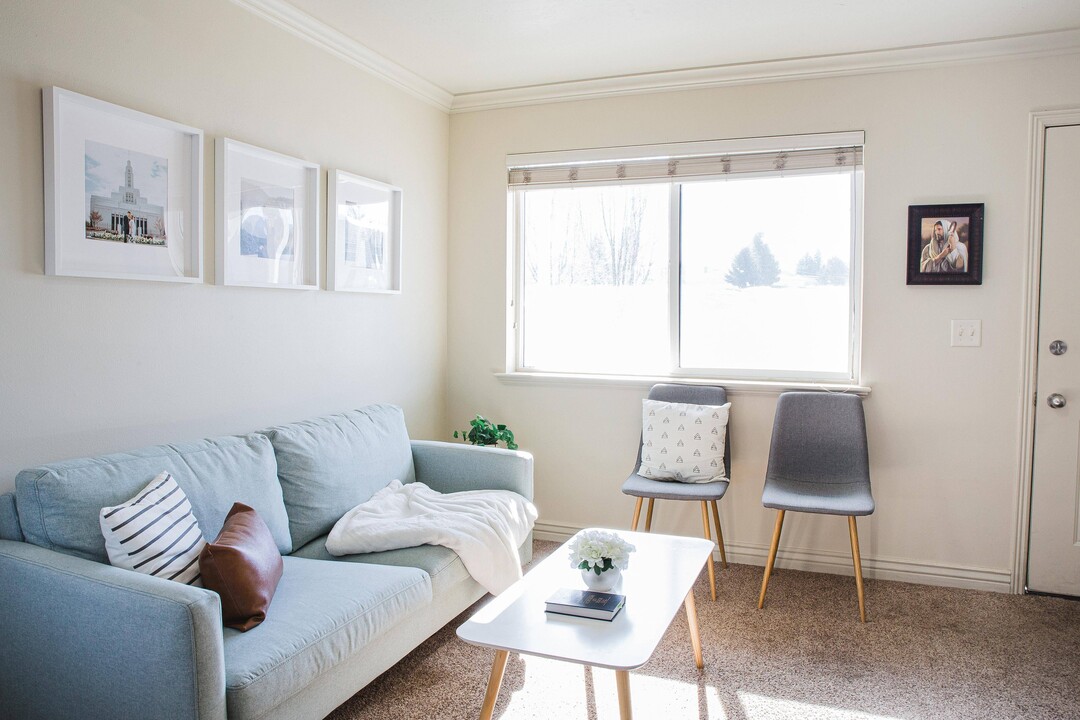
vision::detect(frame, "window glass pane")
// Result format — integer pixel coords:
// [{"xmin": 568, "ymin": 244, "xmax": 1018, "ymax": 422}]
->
[
  {"xmin": 680, "ymin": 173, "xmax": 854, "ymax": 376},
  {"xmin": 521, "ymin": 184, "xmax": 670, "ymax": 374}
]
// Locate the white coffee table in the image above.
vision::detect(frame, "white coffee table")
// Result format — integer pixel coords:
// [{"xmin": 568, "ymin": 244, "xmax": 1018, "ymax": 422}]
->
[{"xmin": 456, "ymin": 529, "xmax": 714, "ymax": 720}]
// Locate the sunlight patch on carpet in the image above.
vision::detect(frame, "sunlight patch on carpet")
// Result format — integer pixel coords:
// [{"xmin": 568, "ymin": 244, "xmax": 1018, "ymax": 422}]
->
[
  {"xmin": 739, "ymin": 691, "xmax": 904, "ymax": 720},
  {"xmin": 500, "ymin": 655, "xmax": 730, "ymax": 719}
]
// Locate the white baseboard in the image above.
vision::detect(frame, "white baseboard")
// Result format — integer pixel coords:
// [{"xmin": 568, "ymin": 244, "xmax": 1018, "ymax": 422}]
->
[{"xmin": 533, "ymin": 521, "xmax": 1013, "ymax": 593}]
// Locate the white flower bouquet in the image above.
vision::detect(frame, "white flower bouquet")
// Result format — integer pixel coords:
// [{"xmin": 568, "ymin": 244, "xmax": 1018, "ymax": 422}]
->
[{"xmin": 568, "ymin": 530, "xmax": 636, "ymax": 575}]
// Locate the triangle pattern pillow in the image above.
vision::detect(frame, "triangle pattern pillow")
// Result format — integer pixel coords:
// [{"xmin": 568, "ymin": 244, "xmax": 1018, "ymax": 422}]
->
[
  {"xmin": 99, "ymin": 471, "xmax": 207, "ymax": 586},
  {"xmin": 639, "ymin": 399, "xmax": 730, "ymax": 483}
]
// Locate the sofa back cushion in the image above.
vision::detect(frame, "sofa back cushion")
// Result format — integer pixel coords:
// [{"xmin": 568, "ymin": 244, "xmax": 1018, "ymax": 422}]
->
[
  {"xmin": 262, "ymin": 404, "xmax": 415, "ymax": 549},
  {"xmin": 15, "ymin": 434, "xmax": 292, "ymax": 563},
  {"xmin": 0, "ymin": 493, "xmax": 22, "ymax": 541}
]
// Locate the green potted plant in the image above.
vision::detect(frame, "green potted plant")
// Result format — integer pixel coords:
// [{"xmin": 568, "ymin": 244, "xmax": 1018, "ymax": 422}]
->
[{"xmin": 454, "ymin": 415, "xmax": 518, "ymax": 450}]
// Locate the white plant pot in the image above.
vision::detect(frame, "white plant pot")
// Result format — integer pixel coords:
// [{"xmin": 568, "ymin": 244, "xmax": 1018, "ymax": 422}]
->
[{"xmin": 581, "ymin": 566, "xmax": 621, "ymax": 592}]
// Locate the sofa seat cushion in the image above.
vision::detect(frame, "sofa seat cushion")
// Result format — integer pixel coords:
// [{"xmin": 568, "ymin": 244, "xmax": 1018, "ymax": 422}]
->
[
  {"xmin": 223, "ymin": 555, "xmax": 431, "ymax": 720},
  {"xmin": 15, "ymin": 435, "xmax": 292, "ymax": 562},
  {"xmin": 292, "ymin": 535, "xmax": 472, "ymax": 597},
  {"xmin": 261, "ymin": 405, "xmax": 416, "ymax": 549}
]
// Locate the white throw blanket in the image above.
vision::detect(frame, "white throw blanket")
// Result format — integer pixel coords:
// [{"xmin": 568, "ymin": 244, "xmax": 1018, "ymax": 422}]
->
[{"xmin": 325, "ymin": 480, "xmax": 538, "ymax": 595}]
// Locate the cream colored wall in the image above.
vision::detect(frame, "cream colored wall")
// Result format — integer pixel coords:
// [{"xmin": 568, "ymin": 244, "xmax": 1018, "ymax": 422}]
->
[
  {"xmin": 448, "ymin": 54, "xmax": 1080, "ymax": 591},
  {"xmin": 0, "ymin": 0, "xmax": 449, "ymax": 493}
]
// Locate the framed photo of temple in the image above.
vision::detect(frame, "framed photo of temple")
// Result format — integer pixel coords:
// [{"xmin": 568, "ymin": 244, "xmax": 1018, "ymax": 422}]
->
[
  {"xmin": 216, "ymin": 138, "xmax": 320, "ymax": 290},
  {"xmin": 906, "ymin": 203, "xmax": 984, "ymax": 285},
  {"xmin": 327, "ymin": 169, "xmax": 402, "ymax": 293},
  {"xmin": 43, "ymin": 87, "xmax": 203, "ymax": 282}
]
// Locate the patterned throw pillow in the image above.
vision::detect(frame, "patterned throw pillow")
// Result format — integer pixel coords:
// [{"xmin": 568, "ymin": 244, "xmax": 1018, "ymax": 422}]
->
[
  {"xmin": 639, "ymin": 399, "xmax": 730, "ymax": 483},
  {"xmin": 99, "ymin": 472, "xmax": 206, "ymax": 586}
]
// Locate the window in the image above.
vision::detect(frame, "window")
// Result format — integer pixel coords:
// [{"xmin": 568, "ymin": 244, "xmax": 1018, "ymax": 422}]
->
[{"xmin": 509, "ymin": 132, "xmax": 863, "ymax": 382}]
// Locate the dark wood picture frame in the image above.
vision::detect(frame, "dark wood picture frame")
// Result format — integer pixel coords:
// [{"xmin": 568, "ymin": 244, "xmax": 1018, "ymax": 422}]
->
[{"xmin": 906, "ymin": 203, "xmax": 984, "ymax": 285}]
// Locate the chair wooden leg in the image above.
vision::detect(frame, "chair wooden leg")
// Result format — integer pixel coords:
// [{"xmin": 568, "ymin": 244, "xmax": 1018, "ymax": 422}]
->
[
  {"xmin": 644, "ymin": 498, "xmax": 655, "ymax": 532},
  {"xmin": 699, "ymin": 501, "xmax": 716, "ymax": 601},
  {"xmin": 630, "ymin": 497, "xmax": 643, "ymax": 531},
  {"xmin": 848, "ymin": 516, "xmax": 867, "ymax": 623},
  {"xmin": 709, "ymin": 500, "xmax": 728, "ymax": 569},
  {"xmin": 758, "ymin": 510, "xmax": 785, "ymax": 609}
]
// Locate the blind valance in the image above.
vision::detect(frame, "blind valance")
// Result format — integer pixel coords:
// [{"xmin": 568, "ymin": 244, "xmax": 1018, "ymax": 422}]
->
[{"xmin": 508, "ymin": 133, "xmax": 863, "ymax": 188}]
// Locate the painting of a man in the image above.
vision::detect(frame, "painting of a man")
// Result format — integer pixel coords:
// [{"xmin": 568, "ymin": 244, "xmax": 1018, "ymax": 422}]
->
[
  {"xmin": 920, "ymin": 219, "xmax": 968, "ymax": 273},
  {"xmin": 907, "ymin": 204, "xmax": 983, "ymax": 286}
]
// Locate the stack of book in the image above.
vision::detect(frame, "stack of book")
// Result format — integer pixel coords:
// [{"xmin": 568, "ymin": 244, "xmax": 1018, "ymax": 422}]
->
[{"xmin": 545, "ymin": 588, "xmax": 626, "ymax": 621}]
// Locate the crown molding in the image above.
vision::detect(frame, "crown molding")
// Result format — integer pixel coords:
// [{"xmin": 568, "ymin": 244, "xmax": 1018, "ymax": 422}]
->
[
  {"xmin": 230, "ymin": 0, "xmax": 453, "ymax": 112},
  {"xmin": 227, "ymin": 3, "xmax": 1080, "ymax": 118},
  {"xmin": 450, "ymin": 27, "xmax": 1080, "ymax": 114}
]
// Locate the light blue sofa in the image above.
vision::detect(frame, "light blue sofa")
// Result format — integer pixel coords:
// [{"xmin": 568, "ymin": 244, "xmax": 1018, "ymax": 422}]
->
[{"xmin": 0, "ymin": 404, "xmax": 533, "ymax": 720}]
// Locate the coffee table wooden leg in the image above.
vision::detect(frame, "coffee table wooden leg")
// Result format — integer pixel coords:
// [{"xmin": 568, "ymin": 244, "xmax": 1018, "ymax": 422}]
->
[
  {"xmin": 615, "ymin": 669, "xmax": 633, "ymax": 720},
  {"xmin": 684, "ymin": 590, "xmax": 704, "ymax": 669},
  {"xmin": 479, "ymin": 649, "xmax": 509, "ymax": 720}
]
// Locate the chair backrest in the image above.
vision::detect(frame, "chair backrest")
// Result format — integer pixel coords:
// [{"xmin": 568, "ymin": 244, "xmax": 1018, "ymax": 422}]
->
[
  {"xmin": 634, "ymin": 384, "xmax": 731, "ymax": 478},
  {"xmin": 766, "ymin": 392, "xmax": 869, "ymax": 486}
]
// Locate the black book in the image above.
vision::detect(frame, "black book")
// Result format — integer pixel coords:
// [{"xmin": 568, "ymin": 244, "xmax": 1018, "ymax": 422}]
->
[{"xmin": 545, "ymin": 588, "xmax": 626, "ymax": 621}]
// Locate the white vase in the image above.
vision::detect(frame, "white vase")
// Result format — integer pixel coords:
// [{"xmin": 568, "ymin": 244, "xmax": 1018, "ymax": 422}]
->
[{"xmin": 581, "ymin": 565, "xmax": 621, "ymax": 592}]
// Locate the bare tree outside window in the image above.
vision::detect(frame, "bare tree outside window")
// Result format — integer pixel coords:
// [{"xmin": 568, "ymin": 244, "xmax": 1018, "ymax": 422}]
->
[
  {"xmin": 586, "ymin": 190, "xmax": 653, "ymax": 286},
  {"xmin": 520, "ymin": 184, "xmax": 669, "ymax": 373}
]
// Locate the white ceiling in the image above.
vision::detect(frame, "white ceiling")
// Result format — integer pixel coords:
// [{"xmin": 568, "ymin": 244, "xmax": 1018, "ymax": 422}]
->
[{"xmin": 281, "ymin": 0, "xmax": 1080, "ymax": 97}]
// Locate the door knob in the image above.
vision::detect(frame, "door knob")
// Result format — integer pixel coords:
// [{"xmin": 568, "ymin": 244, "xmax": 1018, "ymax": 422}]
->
[{"xmin": 1047, "ymin": 393, "xmax": 1067, "ymax": 409}]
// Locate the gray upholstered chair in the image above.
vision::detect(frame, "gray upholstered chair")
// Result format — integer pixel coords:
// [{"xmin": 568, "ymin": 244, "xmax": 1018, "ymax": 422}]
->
[
  {"xmin": 621, "ymin": 383, "xmax": 731, "ymax": 600},
  {"xmin": 757, "ymin": 391, "xmax": 874, "ymax": 622}
]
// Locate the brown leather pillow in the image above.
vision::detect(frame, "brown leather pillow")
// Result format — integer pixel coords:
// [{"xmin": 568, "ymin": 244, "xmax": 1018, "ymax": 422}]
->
[{"xmin": 199, "ymin": 502, "xmax": 284, "ymax": 631}]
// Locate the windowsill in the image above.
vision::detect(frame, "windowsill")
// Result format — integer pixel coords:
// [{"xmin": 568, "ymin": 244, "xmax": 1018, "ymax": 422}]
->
[{"xmin": 495, "ymin": 371, "xmax": 871, "ymax": 397}]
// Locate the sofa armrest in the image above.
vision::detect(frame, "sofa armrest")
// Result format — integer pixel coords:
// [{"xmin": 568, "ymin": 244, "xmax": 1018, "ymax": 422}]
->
[
  {"xmin": 0, "ymin": 540, "xmax": 226, "ymax": 720},
  {"xmin": 411, "ymin": 440, "xmax": 534, "ymax": 500}
]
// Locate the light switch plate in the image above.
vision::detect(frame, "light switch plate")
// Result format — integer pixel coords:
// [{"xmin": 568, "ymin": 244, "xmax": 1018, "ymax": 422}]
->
[{"xmin": 951, "ymin": 319, "xmax": 981, "ymax": 347}]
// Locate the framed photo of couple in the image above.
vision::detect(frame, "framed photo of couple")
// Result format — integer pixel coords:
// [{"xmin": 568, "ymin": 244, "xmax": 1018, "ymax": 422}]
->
[
  {"xmin": 906, "ymin": 203, "xmax": 984, "ymax": 285},
  {"xmin": 43, "ymin": 87, "xmax": 203, "ymax": 282}
]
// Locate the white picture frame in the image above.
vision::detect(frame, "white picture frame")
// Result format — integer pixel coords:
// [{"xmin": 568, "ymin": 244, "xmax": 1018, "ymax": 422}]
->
[
  {"xmin": 327, "ymin": 169, "xmax": 402, "ymax": 293},
  {"xmin": 43, "ymin": 87, "xmax": 203, "ymax": 282},
  {"xmin": 216, "ymin": 138, "xmax": 320, "ymax": 289}
]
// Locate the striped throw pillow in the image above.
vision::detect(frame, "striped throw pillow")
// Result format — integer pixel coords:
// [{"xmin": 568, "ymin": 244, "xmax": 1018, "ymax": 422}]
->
[{"xmin": 99, "ymin": 472, "xmax": 207, "ymax": 586}]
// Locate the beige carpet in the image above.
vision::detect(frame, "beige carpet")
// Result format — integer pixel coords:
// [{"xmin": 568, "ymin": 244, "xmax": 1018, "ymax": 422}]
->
[{"xmin": 326, "ymin": 541, "xmax": 1080, "ymax": 720}]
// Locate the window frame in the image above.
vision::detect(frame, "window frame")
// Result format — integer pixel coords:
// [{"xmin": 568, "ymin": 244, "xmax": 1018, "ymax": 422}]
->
[{"xmin": 507, "ymin": 133, "xmax": 865, "ymax": 386}]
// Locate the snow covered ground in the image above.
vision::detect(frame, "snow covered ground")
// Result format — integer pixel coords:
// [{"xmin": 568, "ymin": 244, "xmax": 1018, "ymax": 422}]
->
[{"xmin": 521, "ymin": 274, "xmax": 850, "ymax": 377}]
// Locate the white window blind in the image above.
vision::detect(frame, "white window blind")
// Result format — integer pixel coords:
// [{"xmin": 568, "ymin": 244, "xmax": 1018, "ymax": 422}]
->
[
  {"xmin": 508, "ymin": 130, "xmax": 864, "ymax": 382},
  {"xmin": 508, "ymin": 132, "xmax": 864, "ymax": 187}
]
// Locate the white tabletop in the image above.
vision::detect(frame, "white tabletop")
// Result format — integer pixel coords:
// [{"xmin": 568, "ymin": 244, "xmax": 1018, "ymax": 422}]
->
[{"xmin": 457, "ymin": 529, "xmax": 714, "ymax": 671}]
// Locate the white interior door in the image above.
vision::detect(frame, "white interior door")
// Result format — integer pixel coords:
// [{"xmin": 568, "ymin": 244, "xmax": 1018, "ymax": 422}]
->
[{"xmin": 1028, "ymin": 123, "xmax": 1080, "ymax": 596}]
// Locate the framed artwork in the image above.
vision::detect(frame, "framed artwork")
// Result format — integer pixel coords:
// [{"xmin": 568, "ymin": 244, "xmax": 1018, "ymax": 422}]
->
[
  {"xmin": 216, "ymin": 138, "xmax": 319, "ymax": 289},
  {"xmin": 43, "ymin": 87, "xmax": 203, "ymax": 282},
  {"xmin": 907, "ymin": 203, "xmax": 984, "ymax": 285},
  {"xmin": 327, "ymin": 169, "xmax": 402, "ymax": 293}
]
